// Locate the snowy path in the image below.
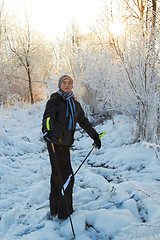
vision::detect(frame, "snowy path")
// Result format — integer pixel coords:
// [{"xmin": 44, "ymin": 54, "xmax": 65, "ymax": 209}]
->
[{"xmin": 0, "ymin": 103, "xmax": 160, "ymax": 240}]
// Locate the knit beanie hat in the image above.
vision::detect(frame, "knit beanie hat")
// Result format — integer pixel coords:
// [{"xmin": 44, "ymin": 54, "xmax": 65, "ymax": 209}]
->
[{"xmin": 58, "ymin": 75, "xmax": 73, "ymax": 89}]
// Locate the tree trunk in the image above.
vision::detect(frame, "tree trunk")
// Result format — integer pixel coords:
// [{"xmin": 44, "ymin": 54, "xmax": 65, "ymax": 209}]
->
[
  {"xmin": 152, "ymin": 0, "xmax": 156, "ymax": 28},
  {"xmin": 26, "ymin": 60, "xmax": 34, "ymax": 104},
  {"xmin": 28, "ymin": 74, "xmax": 34, "ymax": 104}
]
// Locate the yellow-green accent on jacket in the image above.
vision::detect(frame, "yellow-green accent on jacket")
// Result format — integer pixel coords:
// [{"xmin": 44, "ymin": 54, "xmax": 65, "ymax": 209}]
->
[{"xmin": 46, "ymin": 117, "xmax": 50, "ymax": 131}]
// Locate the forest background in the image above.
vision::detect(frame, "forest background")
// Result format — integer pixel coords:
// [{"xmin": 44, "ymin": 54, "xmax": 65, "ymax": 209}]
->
[{"xmin": 0, "ymin": 0, "xmax": 159, "ymax": 144}]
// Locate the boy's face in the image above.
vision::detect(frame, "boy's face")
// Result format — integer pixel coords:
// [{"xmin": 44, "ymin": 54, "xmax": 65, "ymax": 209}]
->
[{"xmin": 60, "ymin": 79, "xmax": 73, "ymax": 93}]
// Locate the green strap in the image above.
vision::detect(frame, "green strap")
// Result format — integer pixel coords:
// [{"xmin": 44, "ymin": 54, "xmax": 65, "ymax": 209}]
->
[
  {"xmin": 99, "ymin": 131, "xmax": 106, "ymax": 139},
  {"xmin": 46, "ymin": 117, "xmax": 50, "ymax": 131}
]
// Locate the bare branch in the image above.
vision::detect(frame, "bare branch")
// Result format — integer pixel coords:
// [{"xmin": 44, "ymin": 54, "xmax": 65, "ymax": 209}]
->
[
  {"xmin": 3, "ymin": 74, "xmax": 28, "ymax": 82},
  {"xmin": 123, "ymin": 0, "xmax": 140, "ymax": 19}
]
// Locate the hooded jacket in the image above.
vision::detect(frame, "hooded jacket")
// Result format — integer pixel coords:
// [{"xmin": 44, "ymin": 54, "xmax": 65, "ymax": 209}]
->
[{"xmin": 42, "ymin": 92, "xmax": 99, "ymax": 146}]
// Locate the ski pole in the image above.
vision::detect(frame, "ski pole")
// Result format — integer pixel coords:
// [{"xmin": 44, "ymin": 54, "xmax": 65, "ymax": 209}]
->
[
  {"xmin": 51, "ymin": 143, "xmax": 76, "ymax": 239},
  {"xmin": 74, "ymin": 132, "xmax": 106, "ymax": 177},
  {"xmin": 36, "ymin": 204, "xmax": 49, "ymax": 210}
]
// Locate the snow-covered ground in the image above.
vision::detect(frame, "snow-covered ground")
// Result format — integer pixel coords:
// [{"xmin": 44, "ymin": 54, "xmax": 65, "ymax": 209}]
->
[{"xmin": 0, "ymin": 102, "xmax": 160, "ymax": 240}]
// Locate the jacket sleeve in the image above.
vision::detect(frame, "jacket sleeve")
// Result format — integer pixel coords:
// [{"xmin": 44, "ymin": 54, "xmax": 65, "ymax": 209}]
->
[
  {"xmin": 42, "ymin": 97, "xmax": 59, "ymax": 133},
  {"xmin": 76, "ymin": 102, "xmax": 99, "ymax": 140}
]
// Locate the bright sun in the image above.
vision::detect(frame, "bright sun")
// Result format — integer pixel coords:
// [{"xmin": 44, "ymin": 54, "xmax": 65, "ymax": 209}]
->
[{"xmin": 109, "ymin": 21, "xmax": 124, "ymax": 36}]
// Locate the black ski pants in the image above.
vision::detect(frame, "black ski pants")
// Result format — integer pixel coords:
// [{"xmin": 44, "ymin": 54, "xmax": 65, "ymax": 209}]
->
[{"xmin": 47, "ymin": 143, "xmax": 74, "ymax": 219}]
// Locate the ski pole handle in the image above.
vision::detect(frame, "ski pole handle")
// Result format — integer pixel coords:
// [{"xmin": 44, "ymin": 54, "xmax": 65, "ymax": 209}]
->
[
  {"xmin": 99, "ymin": 131, "xmax": 107, "ymax": 139},
  {"xmin": 93, "ymin": 131, "xmax": 107, "ymax": 148}
]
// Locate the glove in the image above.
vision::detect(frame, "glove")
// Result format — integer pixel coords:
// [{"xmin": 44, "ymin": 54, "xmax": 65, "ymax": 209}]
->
[
  {"xmin": 43, "ymin": 131, "xmax": 55, "ymax": 143},
  {"xmin": 93, "ymin": 136, "xmax": 101, "ymax": 149}
]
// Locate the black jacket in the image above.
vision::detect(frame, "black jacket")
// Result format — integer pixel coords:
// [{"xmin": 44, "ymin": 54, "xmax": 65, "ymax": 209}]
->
[{"xmin": 42, "ymin": 92, "xmax": 99, "ymax": 146}]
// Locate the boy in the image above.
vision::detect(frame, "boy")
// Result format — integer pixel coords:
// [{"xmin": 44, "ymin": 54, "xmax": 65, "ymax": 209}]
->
[{"xmin": 42, "ymin": 75, "xmax": 101, "ymax": 219}]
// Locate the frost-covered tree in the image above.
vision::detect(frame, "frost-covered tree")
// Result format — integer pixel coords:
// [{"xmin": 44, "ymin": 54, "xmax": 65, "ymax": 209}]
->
[
  {"xmin": 2, "ymin": 9, "xmax": 54, "ymax": 105},
  {"xmin": 98, "ymin": 0, "xmax": 160, "ymax": 142}
]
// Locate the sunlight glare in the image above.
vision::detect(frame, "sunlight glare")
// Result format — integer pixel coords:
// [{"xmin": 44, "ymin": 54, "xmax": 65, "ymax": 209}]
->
[
  {"xmin": 110, "ymin": 21, "xmax": 124, "ymax": 36},
  {"xmin": 4, "ymin": 0, "xmax": 103, "ymax": 40}
]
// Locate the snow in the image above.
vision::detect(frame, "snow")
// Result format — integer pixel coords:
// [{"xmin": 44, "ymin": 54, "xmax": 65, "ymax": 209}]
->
[{"xmin": 0, "ymin": 102, "xmax": 160, "ymax": 240}]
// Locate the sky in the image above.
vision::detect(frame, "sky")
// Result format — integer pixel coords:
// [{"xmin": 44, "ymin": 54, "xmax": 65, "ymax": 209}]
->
[{"xmin": 3, "ymin": 0, "xmax": 104, "ymax": 40}]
